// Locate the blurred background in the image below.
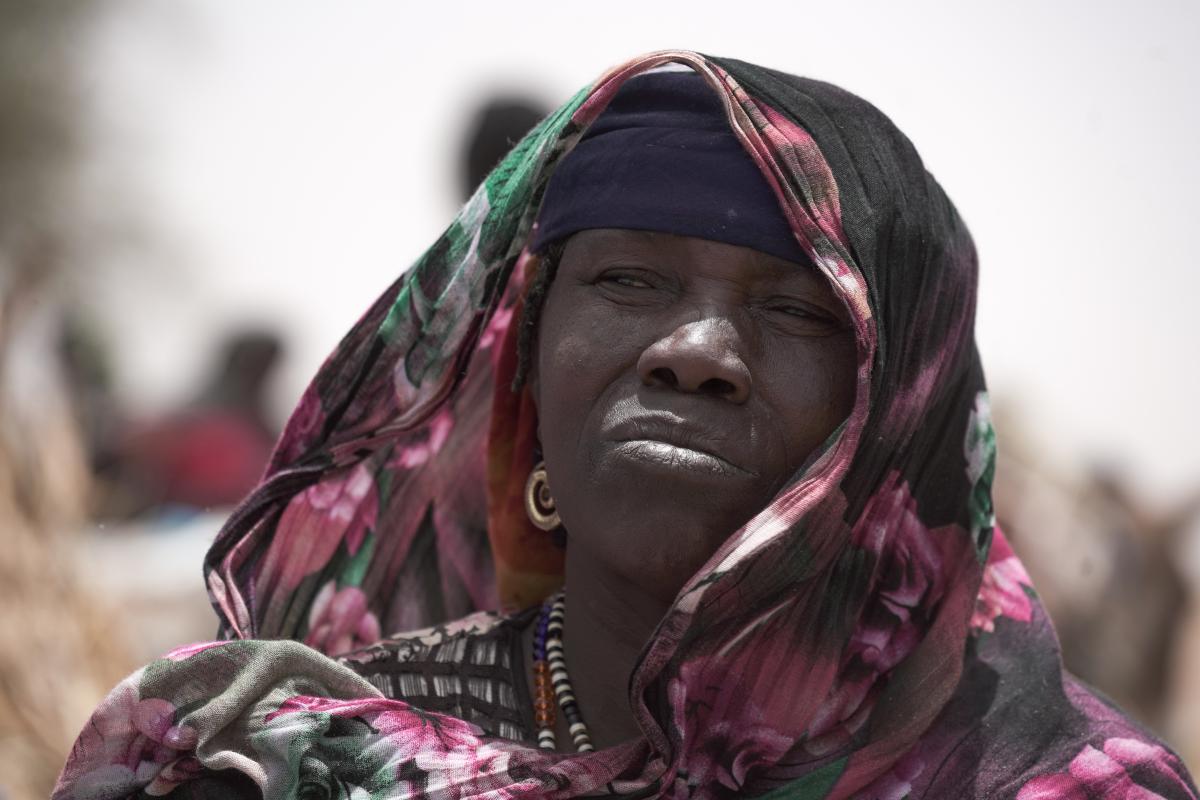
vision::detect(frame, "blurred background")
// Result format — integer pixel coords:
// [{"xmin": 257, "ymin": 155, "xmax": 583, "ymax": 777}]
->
[{"xmin": 1, "ymin": 0, "xmax": 1198, "ymax": 796}]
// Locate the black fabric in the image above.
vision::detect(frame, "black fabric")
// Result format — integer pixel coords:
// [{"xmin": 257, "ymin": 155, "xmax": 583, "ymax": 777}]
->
[
  {"xmin": 710, "ymin": 57, "xmax": 982, "ymax": 523},
  {"xmin": 531, "ymin": 70, "xmax": 811, "ymax": 265}
]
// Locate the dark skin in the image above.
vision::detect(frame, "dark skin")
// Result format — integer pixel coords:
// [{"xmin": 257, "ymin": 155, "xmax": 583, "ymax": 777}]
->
[{"xmin": 526, "ymin": 228, "xmax": 857, "ymax": 749}]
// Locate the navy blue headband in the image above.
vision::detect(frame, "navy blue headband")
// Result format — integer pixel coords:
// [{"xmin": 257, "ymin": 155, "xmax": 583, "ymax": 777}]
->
[{"xmin": 530, "ymin": 70, "xmax": 809, "ymax": 265}]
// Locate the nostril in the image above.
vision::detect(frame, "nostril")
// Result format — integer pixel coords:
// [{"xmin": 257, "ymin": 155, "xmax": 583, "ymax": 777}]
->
[
  {"xmin": 649, "ymin": 367, "xmax": 679, "ymax": 389},
  {"xmin": 699, "ymin": 377, "xmax": 737, "ymax": 398}
]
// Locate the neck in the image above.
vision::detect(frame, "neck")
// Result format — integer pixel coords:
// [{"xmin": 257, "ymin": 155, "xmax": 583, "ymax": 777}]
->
[{"xmin": 558, "ymin": 545, "xmax": 673, "ymax": 748}]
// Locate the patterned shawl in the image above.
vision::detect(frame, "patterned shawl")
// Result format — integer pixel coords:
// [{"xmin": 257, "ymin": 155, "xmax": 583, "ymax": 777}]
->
[{"xmin": 55, "ymin": 51, "xmax": 1197, "ymax": 800}]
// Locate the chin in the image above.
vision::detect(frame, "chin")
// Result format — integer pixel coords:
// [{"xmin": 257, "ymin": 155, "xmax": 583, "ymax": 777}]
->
[
  {"xmin": 611, "ymin": 543, "xmax": 711, "ymax": 602},
  {"xmin": 552, "ymin": 448, "xmax": 770, "ymax": 591},
  {"xmin": 569, "ymin": 501, "xmax": 736, "ymax": 585}
]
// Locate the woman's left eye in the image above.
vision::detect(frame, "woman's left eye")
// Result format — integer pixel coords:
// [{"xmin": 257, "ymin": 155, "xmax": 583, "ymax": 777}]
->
[
  {"xmin": 767, "ymin": 303, "xmax": 821, "ymax": 319},
  {"xmin": 762, "ymin": 300, "xmax": 842, "ymax": 333}
]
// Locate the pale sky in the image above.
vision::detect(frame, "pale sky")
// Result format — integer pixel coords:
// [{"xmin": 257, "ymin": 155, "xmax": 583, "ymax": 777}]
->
[{"xmin": 78, "ymin": 0, "xmax": 1199, "ymax": 499}]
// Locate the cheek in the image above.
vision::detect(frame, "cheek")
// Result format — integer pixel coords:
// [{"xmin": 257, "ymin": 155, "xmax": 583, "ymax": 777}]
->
[
  {"xmin": 763, "ymin": 336, "xmax": 858, "ymax": 467},
  {"xmin": 533, "ymin": 294, "xmax": 633, "ymax": 452},
  {"xmin": 536, "ymin": 292, "xmax": 645, "ymax": 402},
  {"xmin": 532, "ymin": 296, "xmax": 660, "ymax": 525}
]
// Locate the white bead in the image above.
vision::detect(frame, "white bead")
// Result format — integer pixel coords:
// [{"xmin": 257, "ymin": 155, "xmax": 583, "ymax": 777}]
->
[{"xmin": 534, "ymin": 591, "xmax": 596, "ymax": 754}]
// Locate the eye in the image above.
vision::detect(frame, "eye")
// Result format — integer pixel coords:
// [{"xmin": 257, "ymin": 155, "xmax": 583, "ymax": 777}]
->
[
  {"xmin": 761, "ymin": 298, "xmax": 844, "ymax": 334},
  {"xmin": 598, "ymin": 272, "xmax": 653, "ymax": 289},
  {"xmin": 590, "ymin": 268, "xmax": 669, "ymax": 308},
  {"xmin": 766, "ymin": 302, "xmax": 825, "ymax": 320}
]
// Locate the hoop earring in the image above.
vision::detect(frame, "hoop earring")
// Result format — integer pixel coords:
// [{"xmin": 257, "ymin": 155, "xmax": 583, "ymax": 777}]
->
[{"xmin": 524, "ymin": 460, "xmax": 561, "ymax": 531}]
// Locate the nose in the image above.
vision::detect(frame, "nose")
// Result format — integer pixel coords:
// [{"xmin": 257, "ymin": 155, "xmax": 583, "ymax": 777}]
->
[{"xmin": 636, "ymin": 317, "xmax": 751, "ymax": 404}]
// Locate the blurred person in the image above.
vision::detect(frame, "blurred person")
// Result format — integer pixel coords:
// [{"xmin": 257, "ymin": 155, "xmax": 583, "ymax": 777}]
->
[
  {"xmin": 55, "ymin": 52, "xmax": 1197, "ymax": 798},
  {"xmin": 57, "ymin": 313, "xmax": 120, "ymax": 480},
  {"xmin": 1056, "ymin": 467, "xmax": 1196, "ymax": 728},
  {"xmin": 992, "ymin": 400, "xmax": 1200, "ymax": 739},
  {"xmin": 460, "ymin": 94, "xmax": 551, "ymax": 203},
  {"xmin": 92, "ymin": 329, "xmax": 283, "ymax": 517}
]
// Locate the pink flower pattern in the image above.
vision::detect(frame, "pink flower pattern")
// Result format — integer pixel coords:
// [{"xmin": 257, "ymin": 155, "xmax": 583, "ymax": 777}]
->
[
  {"xmin": 54, "ymin": 680, "xmax": 198, "ymax": 799},
  {"xmin": 1018, "ymin": 737, "xmax": 1194, "ymax": 799},
  {"xmin": 392, "ymin": 407, "xmax": 453, "ymax": 469},
  {"xmin": 303, "ymin": 580, "xmax": 382, "ymax": 656},
  {"xmin": 264, "ymin": 695, "xmax": 528, "ymax": 799},
  {"xmin": 970, "ymin": 529, "xmax": 1034, "ymax": 634},
  {"xmin": 668, "ymin": 668, "xmax": 795, "ymax": 795},
  {"xmin": 162, "ymin": 641, "xmax": 227, "ymax": 662},
  {"xmin": 804, "ymin": 472, "xmax": 946, "ymax": 751},
  {"xmin": 273, "ymin": 461, "xmax": 379, "ymax": 593},
  {"xmin": 273, "ymin": 383, "xmax": 326, "ymax": 465}
]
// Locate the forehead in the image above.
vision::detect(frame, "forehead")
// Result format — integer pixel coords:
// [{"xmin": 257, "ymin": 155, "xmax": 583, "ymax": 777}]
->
[{"xmin": 560, "ymin": 228, "xmax": 829, "ymax": 289}]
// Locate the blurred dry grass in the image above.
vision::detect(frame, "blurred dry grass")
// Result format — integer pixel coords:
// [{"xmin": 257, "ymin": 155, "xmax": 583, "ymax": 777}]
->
[
  {"xmin": 0, "ymin": 4, "xmax": 139, "ymax": 797},
  {"xmin": 0, "ymin": 390, "xmax": 135, "ymax": 799},
  {"xmin": 0, "ymin": 265, "xmax": 139, "ymax": 797}
]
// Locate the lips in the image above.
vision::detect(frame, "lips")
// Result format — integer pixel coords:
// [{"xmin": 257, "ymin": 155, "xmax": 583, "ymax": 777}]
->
[{"xmin": 603, "ymin": 411, "xmax": 755, "ymax": 478}]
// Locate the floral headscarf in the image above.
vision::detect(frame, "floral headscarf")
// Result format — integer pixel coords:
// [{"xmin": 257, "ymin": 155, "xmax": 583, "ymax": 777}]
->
[{"xmin": 56, "ymin": 51, "xmax": 1196, "ymax": 799}]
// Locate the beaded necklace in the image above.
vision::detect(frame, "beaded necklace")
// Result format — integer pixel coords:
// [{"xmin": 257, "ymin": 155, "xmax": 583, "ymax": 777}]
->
[{"xmin": 531, "ymin": 591, "xmax": 594, "ymax": 751}]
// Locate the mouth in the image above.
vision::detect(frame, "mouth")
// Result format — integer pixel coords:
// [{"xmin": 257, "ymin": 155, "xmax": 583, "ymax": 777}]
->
[
  {"xmin": 610, "ymin": 439, "xmax": 748, "ymax": 477},
  {"xmin": 604, "ymin": 411, "xmax": 755, "ymax": 478}
]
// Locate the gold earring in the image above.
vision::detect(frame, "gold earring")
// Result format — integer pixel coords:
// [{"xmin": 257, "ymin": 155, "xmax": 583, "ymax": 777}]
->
[{"xmin": 524, "ymin": 460, "xmax": 561, "ymax": 531}]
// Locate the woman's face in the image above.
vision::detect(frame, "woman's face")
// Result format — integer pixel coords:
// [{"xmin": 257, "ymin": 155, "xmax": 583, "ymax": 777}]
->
[{"xmin": 531, "ymin": 229, "xmax": 857, "ymax": 601}]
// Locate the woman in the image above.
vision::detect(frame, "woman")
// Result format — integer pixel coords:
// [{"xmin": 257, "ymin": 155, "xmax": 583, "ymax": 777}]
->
[{"xmin": 55, "ymin": 51, "xmax": 1197, "ymax": 799}]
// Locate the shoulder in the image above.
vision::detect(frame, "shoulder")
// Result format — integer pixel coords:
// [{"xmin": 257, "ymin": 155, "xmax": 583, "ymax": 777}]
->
[
  {"xmin": 917, "ymin": 668, "xmax": 1197, "ymax": 799},
  {"xmin": 1039, "ymin": 675, "xmax": 1198, "ymax": 796}
]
